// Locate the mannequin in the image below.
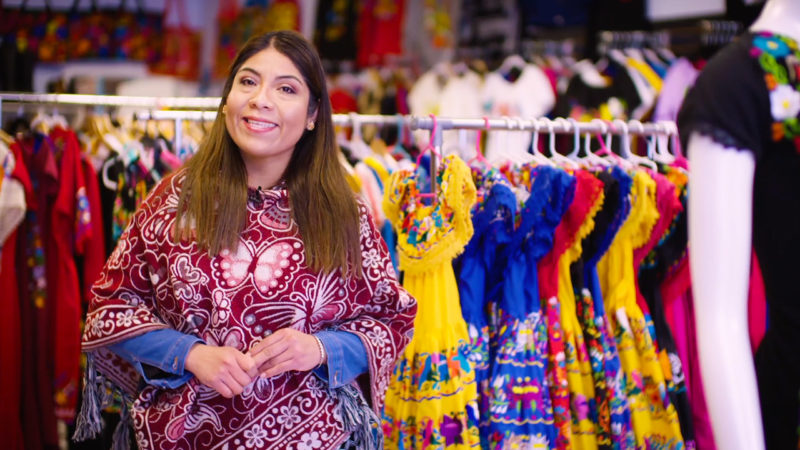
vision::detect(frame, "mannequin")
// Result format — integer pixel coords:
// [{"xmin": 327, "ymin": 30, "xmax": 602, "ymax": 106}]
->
[{"xmin": 686, "ymin": 0, "xmax": 800, "ymax": 448}]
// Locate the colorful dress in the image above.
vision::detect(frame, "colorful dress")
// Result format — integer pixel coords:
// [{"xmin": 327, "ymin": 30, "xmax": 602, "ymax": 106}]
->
[
  {"xmin": 382, "ymin": 154, "xmax": 481, "ymax": 449},
  {"xmin": 552, "ymin": 170, "xmax": 606, "ymax": 450},
  {"xmin": 534, "ymin": 167, "xmax": 578, "ymax": 450},
  {"xmin": 597, "ymin": 170, "xmax": 684, "ymax": 449},
  {"xmin": 455, "ymin": 165, "xmax": 517, "ymax": 445},
  {"xmin": 487, "ymin": 165, "xmax": 568, "ymax": 449},
  {"xmin": 634, "ymin": 170, "xmax": 695, "ymax": 448},
  {"xmin": 572, "ymin": 167, "xmax": 636, "ymax": 450}
]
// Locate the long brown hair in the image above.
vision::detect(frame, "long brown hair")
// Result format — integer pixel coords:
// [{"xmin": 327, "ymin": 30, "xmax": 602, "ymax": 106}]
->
[{"xmin": 174, "ymin": 30, "xmax": 362, "ymax": 277}]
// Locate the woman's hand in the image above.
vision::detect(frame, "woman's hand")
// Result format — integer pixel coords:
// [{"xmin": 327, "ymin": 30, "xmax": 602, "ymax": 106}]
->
[
  {"xmin": 248, "ymin": 328, "xmax": 325, "ymax": 378},
  {"xmin": 185, "ymin": 344, "xmax": 258, "ymax": 398}
]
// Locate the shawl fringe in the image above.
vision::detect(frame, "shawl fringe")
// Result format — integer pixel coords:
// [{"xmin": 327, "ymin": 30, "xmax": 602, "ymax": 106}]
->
[
  {"xmin": 72, "ymin": 352, "xmax": 133, "ymax": 450},
  {"xmin": 331, "ymin": 385, "xmax": 383, "ymax": 450}
]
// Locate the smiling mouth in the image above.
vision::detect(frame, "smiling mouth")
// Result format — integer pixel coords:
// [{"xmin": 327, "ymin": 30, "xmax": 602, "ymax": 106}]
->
[{"xmin": 244, "ymin": 118, "xmax": 277, "ymax": 130}]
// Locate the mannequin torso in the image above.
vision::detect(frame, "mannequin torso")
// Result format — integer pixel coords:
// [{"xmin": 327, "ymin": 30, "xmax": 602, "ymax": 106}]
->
[{"xmin": 685, "ymin": 1, "xmax": 800, "ymax": 448}]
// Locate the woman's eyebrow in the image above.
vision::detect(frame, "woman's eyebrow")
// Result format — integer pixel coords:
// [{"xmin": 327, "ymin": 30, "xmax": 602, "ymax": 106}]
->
[{"xmin": 238, "ymin": 67, "xmax": 261, "ymax": 77}]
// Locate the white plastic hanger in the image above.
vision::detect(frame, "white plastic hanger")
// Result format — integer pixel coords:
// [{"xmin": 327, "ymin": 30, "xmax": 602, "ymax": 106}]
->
[
  {"xmin": 347, "ymin": 112, "xmax": 372, "ymax": 160},
  {"xmin": 615, "ymin": 119, "xmax": 657, "ymax": 170},
  {"xmin": 580, "ymin": 119, "xmax": 612, "ymax": 168},
  {"xmin": 548, "ymin": 118, "xmax": 581, "ymax": 169},
  {"xmin": 595, "ymin": 120, "xmax": 634, "ymax": 169},
  {"xmin": 527, "ymin": 118, "xmax": 556, "ymax": 167}
]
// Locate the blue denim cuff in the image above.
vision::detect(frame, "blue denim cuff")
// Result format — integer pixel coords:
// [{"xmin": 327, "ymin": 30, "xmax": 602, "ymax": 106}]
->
[
  {"xmin": 312, "ymin": 330, "xmax": 368, "ymax": 389},
  {"xmin": 109, "ymin": 328, "xmax": 204, "ymax": 389}
]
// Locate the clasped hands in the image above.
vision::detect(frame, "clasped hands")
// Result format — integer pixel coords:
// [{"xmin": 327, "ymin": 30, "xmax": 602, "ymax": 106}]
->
[{"xmin": 185, "ymin": 328, "xmax": 325, "ymax": 398}]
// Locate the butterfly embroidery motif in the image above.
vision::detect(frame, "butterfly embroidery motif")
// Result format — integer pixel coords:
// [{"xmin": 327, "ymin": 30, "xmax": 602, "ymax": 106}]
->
[{"xmin": 215, "ymin": 238, "xmax": 299, "ymax": 294}]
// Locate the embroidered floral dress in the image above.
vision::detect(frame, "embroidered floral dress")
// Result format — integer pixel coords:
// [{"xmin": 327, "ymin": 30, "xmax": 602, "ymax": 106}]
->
[
  {"xmin": 382, "ymin": 154, "xmax": 481, "ymax": 449},
  {"xmin": 533, "ymin": 167, "xmax": 578, "ymax": 450},
  {"xmin": 597, "ymin": 170, "xmax": 684, "ymax": 449},
  {"xmin": 78, "ymin": 172, "xmax": 417, "ymax": 450},
  {"xmin": 572, "ymin": 168, "xmax": 636, "ymax": 450},
  {"xmin": 455, "ymin": 165, "xmax": 517, "ymax": 445},
  {"xmin": 551, "ymin": 170, "xmax": 606, "ymax": 450},
  {"xmin": 486, "ymin": 165, "xmax": 569, "ymax": 449}
]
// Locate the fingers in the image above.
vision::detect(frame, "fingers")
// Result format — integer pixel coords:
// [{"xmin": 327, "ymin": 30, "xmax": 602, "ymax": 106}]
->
[
  {"xmin": 213, "ymin": 379, "xmax": 235, "ymax": 399},
  {"xmin": 249, "ymin": 331, "xmax": 287, "ymax": 358},
  {"xmin": 260, "ymin": 357, "xmax": 295, "ymax": 379},
  {"xmin": 235, "ymin": 352, "xmax": 259, "ymax": 380},
  {"xmin": 250, "ymin": 333, "xmax": 289, "ymax": 369}
]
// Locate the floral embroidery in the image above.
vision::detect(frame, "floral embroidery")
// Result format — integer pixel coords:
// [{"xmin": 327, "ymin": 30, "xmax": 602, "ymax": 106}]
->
[
  {"xmin": 244, "ymin": 423, "xmax": 268, "ymax": 448},
  {"xmin": 770, "ymin": 85, "xmax": 800, "ymax": 120},
  {"xmin": 297, "ymin": 431, "xmax": 322, "ymax": 449},
  {"xmin": 750, "ymin": 32, "xmax": 800, "ymax": 141}
]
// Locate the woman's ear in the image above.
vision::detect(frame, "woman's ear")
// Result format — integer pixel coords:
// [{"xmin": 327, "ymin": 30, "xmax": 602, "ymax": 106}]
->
[{"xmin": 307, "ymin": 105, "xmax": 319, "ymax": 130}]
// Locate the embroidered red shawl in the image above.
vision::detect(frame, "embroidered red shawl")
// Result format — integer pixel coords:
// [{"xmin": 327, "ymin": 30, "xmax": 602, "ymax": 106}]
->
[{"xmin": 78, "ymin": 172, "xmax": 416, "ymax": 449}]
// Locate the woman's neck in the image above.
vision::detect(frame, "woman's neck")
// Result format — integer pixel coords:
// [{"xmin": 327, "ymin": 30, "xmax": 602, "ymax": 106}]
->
[{"xmin": 750, "ymin": 0, "xmax": 800, "ymax": 42}]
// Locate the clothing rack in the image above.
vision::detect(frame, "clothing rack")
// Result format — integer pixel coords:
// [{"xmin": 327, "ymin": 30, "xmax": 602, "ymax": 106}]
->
[{"xmin": 1, "ymin": 92, "xmax": 678, "ymax": 194}]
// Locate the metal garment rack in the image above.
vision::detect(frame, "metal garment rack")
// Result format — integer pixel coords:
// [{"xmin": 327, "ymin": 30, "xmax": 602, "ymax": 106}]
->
[{"xmin": 1, "ymin": 92, "xmax": 678, "ymax": 194}]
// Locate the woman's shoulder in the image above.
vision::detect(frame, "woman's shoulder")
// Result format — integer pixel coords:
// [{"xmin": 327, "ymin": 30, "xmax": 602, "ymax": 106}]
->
[{"xmin": 133, "ymin": 168, "xmax": 187, "ymax": 220}]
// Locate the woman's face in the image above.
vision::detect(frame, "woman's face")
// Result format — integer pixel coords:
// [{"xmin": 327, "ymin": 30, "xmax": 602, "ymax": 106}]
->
[{"xmin": 224, "ymin": 46, "xmax": 316, "ymax": 182}]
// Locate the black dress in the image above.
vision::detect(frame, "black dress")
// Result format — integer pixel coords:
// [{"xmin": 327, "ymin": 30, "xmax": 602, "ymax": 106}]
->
[{"xmin": 679, "ymin": 31, "xmax": 800, "ymax": 450}]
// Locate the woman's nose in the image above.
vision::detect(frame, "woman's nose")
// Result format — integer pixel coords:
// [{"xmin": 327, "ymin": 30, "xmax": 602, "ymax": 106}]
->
[{"xmin": 249, "ymin": 87, "xmax": 275, "ymax": 110}]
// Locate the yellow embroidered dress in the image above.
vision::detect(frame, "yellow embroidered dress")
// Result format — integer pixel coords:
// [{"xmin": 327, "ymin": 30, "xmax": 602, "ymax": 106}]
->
[
  {"xmin": 382, "ymin": 154, "xmax": 481, "ymax": 449},
  {"xmin": 556, "ymin": 171, "xmax": 606, "ymax": 450},
  {"xmin": 597, "ymin": 170, "xmax": 684, "ymax": 449}
]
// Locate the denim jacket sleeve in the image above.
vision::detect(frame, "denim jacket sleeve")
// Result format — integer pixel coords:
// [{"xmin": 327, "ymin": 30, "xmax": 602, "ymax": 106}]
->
[
  {"xmin": 312, "ymin": 330, "xmax": 368, "ymax": 389},
  {"xmin": 108, "ymin": 328, "xmax": 203, "ymax": 389}
]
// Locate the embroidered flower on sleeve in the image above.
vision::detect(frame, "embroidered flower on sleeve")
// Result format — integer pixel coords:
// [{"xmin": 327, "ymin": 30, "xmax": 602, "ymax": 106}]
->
[
  {"xmin": 770, "ymin": 84, "xmax": 800, "ymax": 120},
  {"xmin": 754, "ymin": 34, "xmax": 791, "ymax": 58},
  {"xmin": 752, "ymin": 32, "xmax": 800, "ymax": 141}
]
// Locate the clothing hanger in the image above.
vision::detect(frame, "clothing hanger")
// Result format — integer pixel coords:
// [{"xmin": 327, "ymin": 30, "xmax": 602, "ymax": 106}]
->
[
  {"xmin": 50, "ymin": 106, "xmax": 68, "ymax": 129},
  {"xmin": 566, "ymin": 117, "xmax": 582, "ymax": 161},
  {"xmin": 547, "ymin": 118, "xmax": 581, "ymax": 169},
  {"xmin": 642, "ymin": 121, "xmax": 675, "ymax": 165},
  {"xmin": 614, "ymin": 119, "xmax": 657, "ymax": 170},
  {"xmin": 30, "ymin": 107, "xmax": 52, "ymax": 134},
  {"xmin": 580, "ymin": 118, "xmax": 612, "ymax": 168},
  {"xmin": 468, "ymin": 117, "xmax": 489, "ymax": 166},
  {"xmin": 347, "ymin": 112, "xmax": 372, "ymax": 160},
  {"xmin": 415, "ymin": 114, "xmax": 440, "ymax": 200},
  {"xmin": 595, "ymin": 120, "xmax": 633, "ymax": 169},
  {"xmin": 390, "ymin": 115, "xmax": 413, "ymax": 161},
  {"xmin": 511, "ymin": 117, "xmax": 536, "ymax": 165},
  {"xmin": 528, "ymin": 118, "xmax": 556, "ymax": 167}
]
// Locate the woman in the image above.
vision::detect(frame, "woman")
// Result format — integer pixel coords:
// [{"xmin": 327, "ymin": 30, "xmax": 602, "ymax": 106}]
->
[{"xmin": 73, "ymin": 30, "xmax": 416, "ymax": 450}]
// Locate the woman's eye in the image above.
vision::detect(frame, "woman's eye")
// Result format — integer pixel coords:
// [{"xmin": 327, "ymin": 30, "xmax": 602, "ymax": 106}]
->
[
  {"xmin": 239, "ymin": 78, "xmax": 256, "ymax": 86},
  {"xmin": 280, "ymin": 86, "xmax": 296, "ymax": 94}
]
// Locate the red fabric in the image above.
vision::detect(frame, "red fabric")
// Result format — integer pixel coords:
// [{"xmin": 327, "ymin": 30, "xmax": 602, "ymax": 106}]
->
[
  {"xmin": 330, "ymin": 88, "xmax": 359, "ymax": 114},
  {"xmin": 356, "ymin": 0, "xmax": 405, "ymax": 67},
  {"xmin": 539, "ymin": 171, "xmax": 603, "ymax": 298},
  {"xmin": 80, "ymin": 156, "xmax": 106, "ymax": 305},
  {"xmin": 13, "ymin": 136, "xmax": 60, "ymax": 448},
  {"xmin": 0, "ymin": 146, "xmax": 30, "ymax": 450},
  {"xmin": 81, "ymin": 172, "xmax": 416, "ymax": 448},
  {"xmin": 748, "ymin": 249, "xmax": 767, "ymax": 354},
  {"xmin": 49, "ymin": 127, "xmax": 86, "ymax": 421}
]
